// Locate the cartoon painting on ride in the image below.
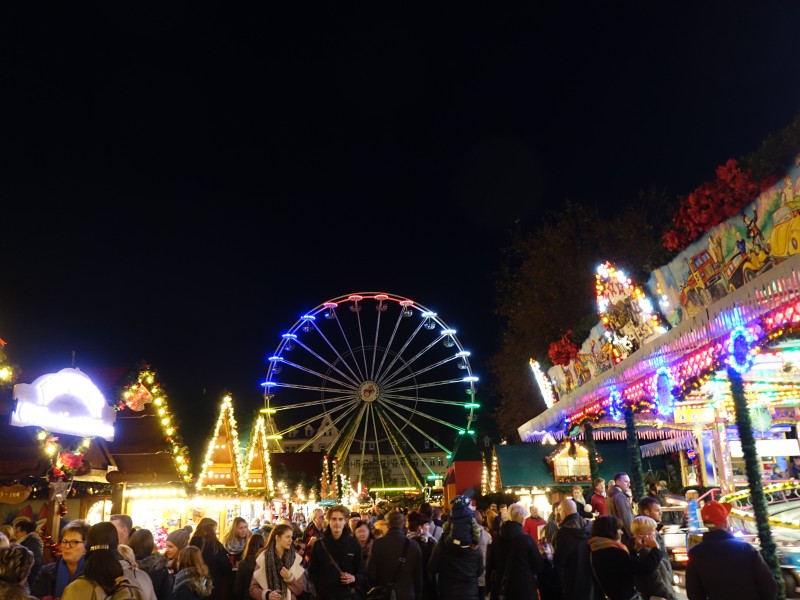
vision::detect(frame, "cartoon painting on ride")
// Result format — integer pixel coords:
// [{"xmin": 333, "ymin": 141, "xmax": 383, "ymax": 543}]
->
[{"xmin": 649, "ymin": 158, "xmax": 800, "ymax": 326}]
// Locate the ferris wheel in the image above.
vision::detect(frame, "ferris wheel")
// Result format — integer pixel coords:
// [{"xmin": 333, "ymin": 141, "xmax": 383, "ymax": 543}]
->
[{"xmin": 261, "ymin": 292, "xmax": 479, "ymax": 491}]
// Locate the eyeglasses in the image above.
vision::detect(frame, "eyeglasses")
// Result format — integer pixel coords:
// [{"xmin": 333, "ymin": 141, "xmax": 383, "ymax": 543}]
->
[{"xmin": 60, "ymin": 540, "xmax": 84, "ymax": 548}]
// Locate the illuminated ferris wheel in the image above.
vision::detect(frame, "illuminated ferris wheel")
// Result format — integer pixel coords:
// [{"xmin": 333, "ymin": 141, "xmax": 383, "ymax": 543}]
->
[{"xmin": 261, "ymin": 292, "xmax": 479, "ymax": 490}]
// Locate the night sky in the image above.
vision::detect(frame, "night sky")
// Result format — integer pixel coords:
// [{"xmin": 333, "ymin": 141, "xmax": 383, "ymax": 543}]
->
[{"xmin": 3, "ymin": 2, "xmax": 800, "ymax": 455}]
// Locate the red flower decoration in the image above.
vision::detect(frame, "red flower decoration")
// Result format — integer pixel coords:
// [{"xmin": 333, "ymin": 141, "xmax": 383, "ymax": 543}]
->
[{"xmin": 548, "ymin": 331, "xmax": 580, "ymax": 366}]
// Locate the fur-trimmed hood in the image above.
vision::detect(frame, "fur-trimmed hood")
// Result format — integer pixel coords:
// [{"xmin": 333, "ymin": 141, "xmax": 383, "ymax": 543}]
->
[
  {"xmin": 174, "ymin": 567, "xmax": 213, "ymax": 597},
  {"xmin": 0, "ymin": 581, "xmax": 36, "ymax": 600},
  {"xmin": 137, "ymin": 552, "xmax": 168, "ymax": 574}
]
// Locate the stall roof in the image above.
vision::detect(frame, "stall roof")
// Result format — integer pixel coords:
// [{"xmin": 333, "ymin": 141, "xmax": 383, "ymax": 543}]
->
[{"xmin": 519, "ymin": 253, "xmax": 800, "ymax": 440}]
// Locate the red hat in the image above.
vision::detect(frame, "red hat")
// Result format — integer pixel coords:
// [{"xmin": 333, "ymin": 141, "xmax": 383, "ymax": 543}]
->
[{"xmin": 701, "ymin": 501, "xmax": 732, "ymax": 528}]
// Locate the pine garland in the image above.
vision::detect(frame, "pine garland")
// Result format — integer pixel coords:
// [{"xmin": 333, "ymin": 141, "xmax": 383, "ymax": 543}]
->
[
  {"xmin": 584, "ymin": 422, "xmax": 599, "ymax": 482},
  {"xmin": 624, "ymin": 407, "xmax": 645, "ymax": 501},
  {"xmin": 728, "ymin": 367, "xmax": 784, "ymax": 600}
]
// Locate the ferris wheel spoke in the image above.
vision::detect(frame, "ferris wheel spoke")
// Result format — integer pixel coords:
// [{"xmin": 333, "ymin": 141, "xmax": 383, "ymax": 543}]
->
[
  {"xmin": 331, "ymin": 402, "xmax": 368, "ymax": 466},
  {"xmin": 276, "ymin": 399, "xmax": 357, "ymax": 436},
  {"xmin": 384, "ymin": 378, "xmax": 468, "ymax": 394},
  {"xmin": 332, "ymin": 313, "xmax": 366, "ymax": 381},
  {"xmin": 374, "ymin": 405, "xmax": 417, "ymax": 488},
  {"xmin": 374, "ymin": 405, "xmax": 430, "ymax": 485},
  {"xmin": 354, "ymin": 307, "xmax": 370, "ymax": 380},
  {"xmin": 369, "ymin": 404, "xmax": 387, "ymax": 489},
  {"xmin": 381, "ymin": 355, "xmax": 457, "ymax": 388},
  {"xmin": 369, "ymin": 304, "xmax": 384, "ymax": 380},
  {"xmin": 380, "ymin": 392, "xmax": 470, "ymax": 407},
  {"xmin": 374, "ymin": 398, "xmax": 453, "ymax": 455},
  {"xmin": 293, "ymin": 340, "xmax": 362, "ymax": 388},
  {"xmin": 355, "ymin": 403, "xmax": 372, "ymax": 490},
  {"xmin": 379, "ymin": 337, "xmax": 443, "ymax": 387},
  {"xmin": 294, "ymin": 402, "xmax": 360, "ymax": 453},
  {"xmin": 379, "ymin": 397, "xmax": 466, "ymax": 432},
  {"xmin": 374, "ymin": 310, "xmax": 404, "ymax": 382},
  {"xmin": 374, "ymin": 318, "xmax": 426, "ymax": 383},
  {"xmin": 273, "ymin": 394, "xmax": 357, "ymax": 411},
  {"xmin": 309, "ymin": 320, "xmax": 364, "ymax": 383},
  {"xmin": 277, "ymin": 358, "xmax": 357, "ymax": 390},
  {"xmin": 272, "ymin": 382, "xmax": 354, "ymax": 395}
]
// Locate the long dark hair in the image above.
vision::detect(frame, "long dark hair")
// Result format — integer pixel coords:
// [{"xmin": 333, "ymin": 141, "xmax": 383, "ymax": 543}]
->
[
  {"xmin": 84, "ymin": 522, "xmax": 124, "ymax": 595},
  {"xmin": 590, "ymin": 515, "xmax": 623, "ymax": 540},
  {"xmin": 242, "ymin": 533, "xmax": 265, "ymax": 561},
  {"xmin": 129, "ymin": 528, "xmax": 155, "ymax": 559},
  {"xmin": 192, "ymin": 518, "xmax": 220, "ymax": 554}
]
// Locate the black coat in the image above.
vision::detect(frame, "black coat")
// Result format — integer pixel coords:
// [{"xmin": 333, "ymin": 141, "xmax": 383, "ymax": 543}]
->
[
  {"xmin": 685, "ymin": 529, "xmax": 777, "ymax": 600},
  {"xmin": 589, "ymin": 545, "xmax": 661, "ymax": 600},
  {"xmin": 233, "ymin": 555, "xmax": 256, "ymax": 600},
  {"xmin": 428, "ymin": 539, "xmax": 482, "ymax": 600},
  {"xmin": 366, "ymin": 528, "xmax": 423, "ymax": 600},
  {"xmin": 411, "ymin": 535, "xmax": 437, "ymax": 600},
  {"xmin": 486, "ymin": 520, "xmax": 543, "ymax": 600},
  {"xmin": 189, "ymin": 537, "xmax": 233, "ymax": 600},
  {"xmin": 553, "ymin": 514, "xmax": 597, "ymax": 600},
  {"xmin": 137, "ymin": 553, "xmax": 172, "ymax": 600},
  {"xmin": 308, "ymin": 528, "xmax": 365, "ymax": 600},
  {"xmin": 20, "ymin": 535, "xmax": 43, "ymax": 587}
]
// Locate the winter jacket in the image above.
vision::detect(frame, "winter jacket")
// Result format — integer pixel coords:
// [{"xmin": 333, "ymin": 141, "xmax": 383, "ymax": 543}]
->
[
  {"xmin": 189, "ymin": 537, "xmax": 233, "ymax": 600},
  {"xmin": 553, "ymin": 513, "xmax": 596, "ymax": 600},
  {"xmin": 0, "ymin": 581, "xmax": 36, "ymax": 600},
  {"xmin": 249, "ymin": 549, "xmax": 306, "ymax": 600},
  {"xmin": 485, "ymin": 520, "xmax": 543, "ymax": 600},
  {"xmin": 119, "ymin": 559, "xmax": 157, "ymax": 600},
  {"xmin": 589, "ymin": 540, "xmax": 661, "ymax": 600},
  {"xmin": 136, "ymin": 553, "xmax": 172, "ymax": 600},
  {"xmin": 605, "ymin": 486, "xmax": 634, "ymax": 542},
  {"xmin": 522, "ymin": 516, "xmax": 546, "ymax": 540},
  {"xmin": 428, "ymin": 538, "xmax": 482, "ymax": 600},
  {"xmin": 30, "ymin": 556, "xmax": 85, "ymax": 599},
  {"xmin": 366, "ymin": 528, "xmax": 422, "ymax": 600},
  {"xmin": 410, "ymin": 533, "xmax": 438, "ymax": 600},
  {"xmin": 233, "ymin": 554, "xmax": 256, "ymax": 600},
  {"xmin": 20, "ymin": 533, "xmax": 44, "ymax": 587},
  {"xmin": 173, "ymin": 567, "xmax": 213, "ymax": 600},
  {"xmin": 307, "ymin": 528, "xmax": 364, "ymax": 600},
  {"xmin": 685, "ymin": 529, "xmax": 777, "ymax": 600}
]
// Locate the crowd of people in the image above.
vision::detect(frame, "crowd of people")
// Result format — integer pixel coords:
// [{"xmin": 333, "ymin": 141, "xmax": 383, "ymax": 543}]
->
[{"xmin": 0, "ymin": 476, "xmax": 781, "ymax": 600}]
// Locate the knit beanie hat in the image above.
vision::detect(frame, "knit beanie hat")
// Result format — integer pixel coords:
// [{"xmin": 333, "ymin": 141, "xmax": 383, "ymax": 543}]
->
[{"xmin": 166, "ymin": 526, "xmax": 192, "ymax": 550}]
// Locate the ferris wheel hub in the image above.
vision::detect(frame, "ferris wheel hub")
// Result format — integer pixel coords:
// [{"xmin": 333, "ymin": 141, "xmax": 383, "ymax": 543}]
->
[{"xmin": 358, "ymin": 380, "xmax": 380, "ymax": 403}]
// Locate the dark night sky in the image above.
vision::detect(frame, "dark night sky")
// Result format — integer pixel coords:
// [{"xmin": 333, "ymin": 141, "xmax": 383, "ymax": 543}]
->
[{"xmin": 2, "ymin": 2, "xmax": 800, "ymax": 454}]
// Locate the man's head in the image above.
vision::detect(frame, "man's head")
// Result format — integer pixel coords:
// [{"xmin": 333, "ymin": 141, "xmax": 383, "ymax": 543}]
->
[
  {"xmin": 13, "ymin": 520, "xmax": 35, "ymax": 541},
  {"xmin": 593, "ymin": 478, "xmax": 606, "ymax": 494},
  {"xmin": 700, "ymin": 501, "xmax": 732, "ymax": 530},
  {"xmin": 311, "ymin": 508, "xmax": 324, "ymax": 529},
  {"xmin": 558, "ymin": 499, "xmax": 577, "ymax": 522},
  {"xmin": 638, "ymin": 497, "xmax": 662, "ymax": 524},
  {"xmin": 793, "ymin": 457, "xmax": 800, "ymax": 466},
  {"xmin": 348, "ymin": 513, "xmax": 361, "ymax": 533},
  {"xmin": 613, "ymin": 472, "xmax": 631, "ymax": 493},
  {"xmin": 387, "ymin": 510, "xmax": 407, "ymax": 530},
  {"xmin": 110, "ymin": 514, "xmax": 133, "ymax": 545},
  {"xmin": 326, "ymin": 505, "xmax": 349, "ymax": 538},
  {"xmin": 508, "ymin": 503, "xmax": 528, "ymax": 524}
]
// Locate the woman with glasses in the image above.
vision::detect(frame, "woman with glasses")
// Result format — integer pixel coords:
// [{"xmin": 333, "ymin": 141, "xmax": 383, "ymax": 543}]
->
[
  {"xmin": 30, "ymin": 520, "xmax": 88, "ymax": 599},
  {"xmin": 588, "ymin": 515, "xmax": 662, "ymax": 600}
]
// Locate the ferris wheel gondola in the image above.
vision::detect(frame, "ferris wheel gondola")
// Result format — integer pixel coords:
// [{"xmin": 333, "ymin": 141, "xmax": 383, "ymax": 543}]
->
[{"xmin": 261, "ymin": 292, "xmax": 478, "ymax": 491}]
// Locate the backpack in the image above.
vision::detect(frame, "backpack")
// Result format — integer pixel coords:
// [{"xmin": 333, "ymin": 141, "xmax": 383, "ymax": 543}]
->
[{"xmin": 94, "ymin": 578, "xmax": 147, "ymax": 600}]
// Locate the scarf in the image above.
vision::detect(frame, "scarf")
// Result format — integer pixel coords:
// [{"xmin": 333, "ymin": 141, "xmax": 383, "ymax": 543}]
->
[
  {"xmin": 265, "ymin": 543, "xmax": 296, "ymax": 592},
  {"xmin": 56, "ymin": 556, "xmax": 85, "ymax": 598},
  {"xmin": 588, "ymin": 536, "xmax": 629, "ymax": 554},
  {"xmin": 225, "ymin": 535, "xmax": 248, "ymax": 556}
]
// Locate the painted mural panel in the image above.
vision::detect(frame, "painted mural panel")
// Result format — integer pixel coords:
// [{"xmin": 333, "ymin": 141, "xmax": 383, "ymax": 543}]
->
[{"xmin": 648, "ymin": 157, "xmax": 800, "ymax": 325}]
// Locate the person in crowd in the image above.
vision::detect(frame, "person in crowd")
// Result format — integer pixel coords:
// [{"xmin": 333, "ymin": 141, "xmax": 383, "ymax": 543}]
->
[
  {"xmin": 173, "ymin": 546, "xmax": 213, "ymax": 599},
  {"xmin": 552, "ymin": 498, "xmax": 593, "ymax": 600},
  {"xmin": 353, "ymin": 520, "xmax": 374, "ymax": 564},
  {"xmin": 63, "ymin": 522, "xmax": 154, "ymax": 600},
  {"xmin": 588, "ymin": 515, "xmax": 661, "ymax": 600},
  {"xmin": 523, "ymin": 506, "xmax": 546, "ymax": 539},
  {"xmin": 429, "ymin": 524, "xmax": 482, "ymax": 600},
  {"xmin": 0, "ymin": 544, "xmax": 36, "ymax": 600},
  {"xmin": 571, "ymin": 486, "xmax": 594, "ymax": 519},
  {"xmin": 13, "ymin": 519, "xmax": 42, "ymax": 586},
  {"xmin": 30, "ymin": 520, "xmax": 88, "ymax": 599},
  {"xmin": 165, "ymin": 527, "xmax": 193, "ymax": 573},
  {"xmin": 223, "ymin": 517, "xmax": 252, "ymax": 566},
  {"xmin": 251, "ymin": 524, "xmax": 306, "ymax": 600},
  {"xmin": 0, "ymin": 533, "xmax": 9, "ymax": 549},
  {"xmin": 0, "ymin": 525, "xmax": 16, "ymax": 543},
  {"xmin": 685, "ymin": 501, "xmax": 776, "ymax": 600},
  {"xmin": 791, "ymin": 456, "xmax": 800, "ymax": 480},
  {"xmin": 490, "ymin": 505, "xmax": 508, "ymax": 538},
  {"xmin": 543, "ymin": 503, "xmax": 561, "ymax": 545},
  {"xmin": 606, "ymin": 472, "xmax": 634, "ymax": 547},
  {"xmin": 418, "ymin": 503, "xmax": 443, "ymax": 542},
  {"xmin": 371, "ymin": 519, "xmax": 389, "ymax": 540},
  {"xmin": 111, "ymin": 514, "xmax": 134, "ymax": 546},
  {"xmin": 129, "ymin": 528, "xmax": 172, "ymax": 600},
  {"xmin": 307, "ymin": 505, "xmax": 364, "ymax": 600},
  {"xmin": 442, "ymin": 495, "xmax": 481, "ymax": 549},
  {"xmin": 190, "ymin": 518, "xmax": 233, "ymax": 600},
  {"xmin": 771, "ymin": 464, "xmax": 787, "ymax": 480},
  {"xmin": 587, "ymin": 478, "xmax": 608, "ymax": 516},
  {"xmin": 367, "ymin": 510, "xmax": 422, "ymax": 600},
  {"xmin": 233, "ymin": 533, "xmax": 264, "ymax": 600},
  {"xmin": 630, "ymin": 516, "xmax": 674, "ymax": 600},
  {"xmin": 473, "ymin": 509, "xmax": 492, "ymax": 600},
  {"xmin": 407, "ymin": 511, "xmax": 437, "ymax": 600},
  {"xmin": 483, "ymin": 507, "xmax": 498, "ymax": 535},
  {"xmin": 304, "ymin": 509, "xmax": 325, "ymax": 546},
  {"xmin": 637, "ymin": 497, "xmax": 675, "ymax": 600},
  {"xmin": 348, "ymin": 513, "xmax": 361, "ymax": 535},
  {"xmin": 486, "ymin": 503, "xmax": 543, "ymax": 600}
]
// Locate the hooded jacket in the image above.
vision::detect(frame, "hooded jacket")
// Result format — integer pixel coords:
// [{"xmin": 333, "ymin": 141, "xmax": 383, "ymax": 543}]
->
[
  {"xmin": 553, "ymin": 512, "xmax": 596, "ymax": 600},
  {"xmin": 0, "ymin": 581, "xmax": 36, "ymax": 600},
  {"xmin": 136, "ymin": 552, "xmax": 172, "ymax": 600},
  {"xmin": 173, "ymin": 567, "xmax": 213, "ymax": 600},
  {"xmin": 428, "ymin": 535, "xmax": 483, "ymax": 600},
  {"xmin": 485, "ymin": 520, "xmax": 543, "ymax": 600}
]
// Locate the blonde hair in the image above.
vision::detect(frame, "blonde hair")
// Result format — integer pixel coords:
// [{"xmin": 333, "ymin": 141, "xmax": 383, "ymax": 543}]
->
[{"xmin": 631, "ymin": 515, "xmax": 657, "ymax": 536}]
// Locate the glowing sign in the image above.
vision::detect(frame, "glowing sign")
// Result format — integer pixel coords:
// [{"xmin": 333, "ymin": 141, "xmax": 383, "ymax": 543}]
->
[{"xmin": 11, "ymin": 368, "xmax": 116, "ymax": 440}]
